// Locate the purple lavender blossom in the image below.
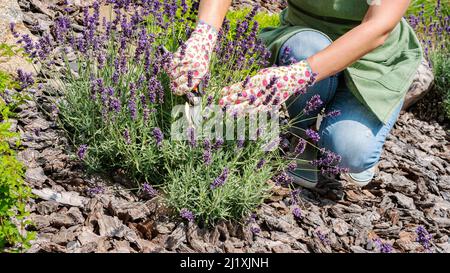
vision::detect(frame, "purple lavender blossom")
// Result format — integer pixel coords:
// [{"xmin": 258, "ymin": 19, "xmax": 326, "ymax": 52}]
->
[
  {"xmin": 87, "ymin": 186, "xmax": 104, "ymax": 196},
  {"xmin": 206, "ymin": 95, "xmax": 214, "ymax": 106},
  {"xmin": 294, "ymin": 138, "xmax": 307, "ymax": 154},
  {"xmin": 242, "ymin": 76, "xmax": 250, "ymax": 88},
  {"xmin": 77, "ymin": 144, "xmax": 88, "ymax": 160},
  {"xmin": 213, "ymin": 138, "xmax": 224, "ymax": 150},
  {"xmin": 303, "ymin": 95, "xmax": 323, "ymax": 115},
  {"xmin": 416, "ymin": 226, "xmax": 433, "ymax": 251},
  {"xmin": 202, "ymin": 139, "xmax": 212, "ymax": 165},
  {"xmin": 324, "ymin": 109, "xmax": 341, "ymax": 118},
  {"xmin": 272, "ymin": 172, "xmax": 293, "ymax": 186},
  {"xmin": 210, "ymin": 168, "xmax": 230, "ymax": 190},
  {"xmin": 10, "ymin": 22, "xmax": 18, "ymax": 38},
  {"xmin": 373, "ymin": 238, "xmax": 393, "ymax": 253},
  {"xmin": 123, "ymin": 129, "xmax": 131, "ymax": 145},
  {"xmin": 250, "ymin": 226, "xmax": 261, "ymax": 234},
  {"xmin": 187, "ymin": 70, "xmax": 193, "ymax": 88},
  {"xmin": 237, "ymin": 138, "xmax": 245, "ymax": 149},
  {"xmin": 292, "ymin": 207, "xmax": 302, "ymax": 220},
  {"xmin": 316, "ymin": 230, "xmax": 330, "ymax": 245},
  {"xmin": 187, "ymin": 127, "xmax": 197, "ymax": 147},
  {"xmin": 152, "ymin": 127, "xmax": 164, "ymax": 147},
  {"xmin": 17, "ymin": 69, "xmax": 34, "ymax": 89},
  {"xmin": 287, "ymin": 161, "xmax": 297, "ymax": 172},
  {"xmin": 142, "ymin": 183, "xmax": 158, "ymax": 198},
  {"xmin": 290, "ymin": 189, "xmax": 301, "ymax": 205},
  {"xmin": 305, "ymin": 128, "xmax": 320, "ymax": 143},
  {"xmin": 180, "ymin": 208, "xmax": 195, "ymax": 222},
  {"xmin": 256, "ymin": 159, "xmax": 266, "ymax": 170}
]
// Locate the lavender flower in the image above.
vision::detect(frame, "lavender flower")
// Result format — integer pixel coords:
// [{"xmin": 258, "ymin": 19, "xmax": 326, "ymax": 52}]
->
[
  {"xmin": 142, "ymin": 183, "xmax": 158, "ymax": 198},
  {"xmin": 242, "ymin": 76, "xmax": 250, "ymax": 88},
  {"xmin": 87, "ymin": 186, "xmax": 104, "ymax": 196},
  {"xmin": 77, "ymin": 144, "xmax": 88, "ymax": 160},
  {"xmin": 272, "ymin": 172, "xmax": 293, "ymax": 186},
  {"xmin": 210, "ymin": 168, "xmax": 230, "ymax": 190},
  {"xmin": 206, "ymin": 95, "xmax": 214, "ymax": 106},
  {"xmin": 287, "ymin": 161, "xmax": 297, "ymax": 172},
  {"xmin": 290, "ymin": 189, "xmax": 301, "ymax": 205},
  {"xmin": 292, "ymin": 207, "xmax": 302, "ymax": 220},
  {"xmin": 316, "ymin": 230, "xmax": 330, "ymax": 245},
  {"xmin": 187, "ymin": 70, "xmax": 193, "ymax": 88},
  {"xmin": 373, "ymin": 238, "xmax": 393, "ymax": 253},
  {"xmin": 306, "ymin": 128, "xmax": 320, "ymax": 143},
  {"xmin": 17, "ymin": 69, "xmax": 34, "ymax": 89},
  {"xmin": 203, "ymin": 139, "xmax": 212, "ymax": 165},
  {"xmin": 180, "ymin": 208, "xmax": 195, "ymax": 222},
  {"xmin": 324, "ymin": 109, "xmax": 341, "ymax": 118},
  {"xmin": 303, "ymin": 95, "xmax": 323, "ymax": 115},
  {"xmin": 213, "ymin": 138, "xmax": 224, "ymax": 150},
  {"xmin": 256, "ymin": 159, "xmax": 266, "ymax": 170},
  {"xmin": 123, "ymin": 129, "xmax": 131, "ymax": 145},
  {"xmin": 152, "ymin": 127, "xmax": 164, "ymax": 147},
  {"xmin": 250, "ymin": 226, "xmax": 261, "ymax": 234},
  {"xmin": 416, "ymin": 226, "xmax": 433, "ymax": 251},
  {"xmin": 187, "ymin": 127, "xmax": 197, "ymax": 147},
  {"xmin": 237, "ymin": 138, "xmax": 245, "ymax": 149},
  {"xmin": 294, "ymin": 138, "xmax": 307, "ymax": 155}
]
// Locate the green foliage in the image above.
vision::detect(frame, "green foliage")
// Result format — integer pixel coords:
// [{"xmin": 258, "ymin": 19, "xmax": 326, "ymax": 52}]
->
[
  {"xmin": 227, "ymin": 8, "xmax": 281, "ymax": 31},
  {"xmin": 0, "ymin": 71, "xmax": 16, "ymax": 93},
  {"xmin": 0, "ymin": 92, "xmax": 35, "ymax": 252},
  {"xmin": 0, "ymin": 43, "xmax": 18, "ymax": 58},
  {"xmin": 430, "ymin": 49, "xmax": 450, "ymax": 119},
  {"xmin": 408, "ymin": 0, "xmax": 450, "ymax": 16},
  {"xmin": 407, "ymin": 0, "xmax": 449, "ymax": 120}
]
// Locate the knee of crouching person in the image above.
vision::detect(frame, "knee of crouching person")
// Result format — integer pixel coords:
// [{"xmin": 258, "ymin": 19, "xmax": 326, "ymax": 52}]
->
[
  {"xmin": 278, "ymin": 29, "xmax": 333, "ymax": 65},
  {"xmin": 320, "ymin": 120, "xmax": 379, "ymax": 173}
]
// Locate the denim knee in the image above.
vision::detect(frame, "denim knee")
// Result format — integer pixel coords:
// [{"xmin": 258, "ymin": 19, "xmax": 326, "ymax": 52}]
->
[
  {"xmin": 319, "ymin": 120, "xmax": 381, "ymax": 173},
  {"xmin": 278, "ymin": 30, "xmax": 337, "ymax": 129},
  {"xmin": 278, "ymin": 29, "xmax": 333, "ymax": 65}
]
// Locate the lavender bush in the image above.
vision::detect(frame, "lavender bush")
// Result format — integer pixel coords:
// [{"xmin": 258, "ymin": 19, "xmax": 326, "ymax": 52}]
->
[
  {"xmin": 13, "ymin": 0, "xmax": 344, "ymax": 225},
  {"xmin": 408, "ymin": 0, "xmax": 450, "ymax": 119}
]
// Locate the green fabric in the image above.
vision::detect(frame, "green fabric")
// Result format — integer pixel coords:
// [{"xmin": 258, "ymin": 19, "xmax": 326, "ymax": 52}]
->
[{"xmin": 259, "ymin": 0, "xmax": 423, "ymax": 124}]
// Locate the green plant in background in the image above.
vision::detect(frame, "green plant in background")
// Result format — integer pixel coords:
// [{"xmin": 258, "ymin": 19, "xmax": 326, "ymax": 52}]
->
[
  {"xmin": 0, "ymin": 72, "xmax": 35, "ymax": 252},
  {"xmin": 227, "ymin": 8, "xmax": 280, "ymax": 32},
  {"xmin": 408, "ymin": 0, "xmax": 450, "ymax": 15},
  {"xmin": 430, "ymin": 48, "xmax": 450, "ymax": 118},
  {"xmin": 0, "ymin": 71, "xmax": 16, "ymax": 94},
  {"xmin": 407, "ymin": 0, "xmax": 450, "ymax": 119}
]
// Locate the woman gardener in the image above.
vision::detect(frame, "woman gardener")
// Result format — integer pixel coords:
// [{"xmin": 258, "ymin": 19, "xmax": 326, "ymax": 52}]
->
[{"xmin": 166, "ymin": 0, "xmax": 423, "ymax": 188}]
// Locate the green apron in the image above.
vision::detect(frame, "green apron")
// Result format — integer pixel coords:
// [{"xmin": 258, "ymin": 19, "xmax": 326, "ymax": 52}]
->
[{"xmin": 259, "ymin": 0, "xmax": 423, "ymax": 124}]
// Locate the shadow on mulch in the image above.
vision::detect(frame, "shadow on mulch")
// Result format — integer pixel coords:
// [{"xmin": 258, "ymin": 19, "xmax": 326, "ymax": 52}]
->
[{"xmin": 410, "ymin": 86, "xmax": 450, "ymax": 130}]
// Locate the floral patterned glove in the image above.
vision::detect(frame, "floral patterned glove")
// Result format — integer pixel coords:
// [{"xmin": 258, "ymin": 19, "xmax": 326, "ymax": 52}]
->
[
  {"xmin": 167, "ymin": 21, "xmax": 218, "ymax": 96},
  {"xmin": 219, "ymin": 60, "xmax": 316, "ymax": 113}
]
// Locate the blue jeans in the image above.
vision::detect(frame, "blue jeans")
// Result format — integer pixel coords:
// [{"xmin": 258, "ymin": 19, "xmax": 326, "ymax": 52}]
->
[{"xmin": 277, "ymin": 29, "xmax": 403, "ymax": 182}]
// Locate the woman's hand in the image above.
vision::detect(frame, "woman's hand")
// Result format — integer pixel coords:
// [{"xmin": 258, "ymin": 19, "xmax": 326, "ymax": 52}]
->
[
  {"xmin": 167, "ymin": 0, "xmax": 232, "ymax": 96},
  {"xmin": 219, "ymin": 60, "xmax": 316, "ymax": 113},
  {"xmin": 167, "ymin": 22, "xmax": 218, "ymax": 96}
]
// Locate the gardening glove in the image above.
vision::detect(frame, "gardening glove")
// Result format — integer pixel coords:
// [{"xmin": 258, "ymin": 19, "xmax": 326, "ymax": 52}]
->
[
  {"xmin": 167, "ymin": 21, "xmax": 218, "ymax": 96},
  {"xmin": 219, "ymin": 60, "xmax": 316, "ymax": 114}
]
